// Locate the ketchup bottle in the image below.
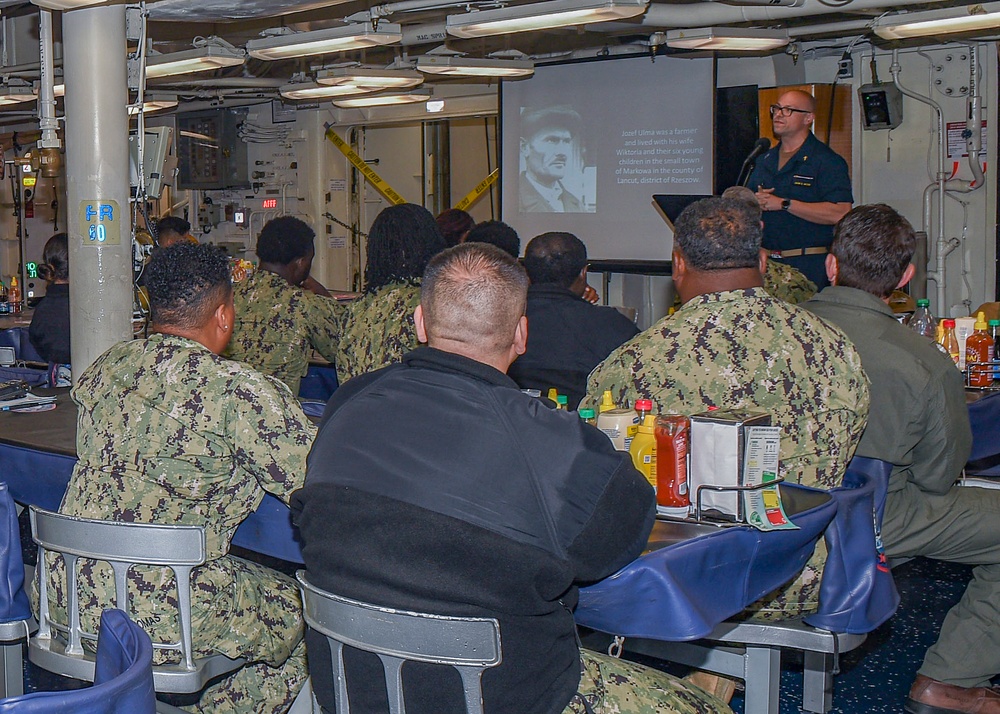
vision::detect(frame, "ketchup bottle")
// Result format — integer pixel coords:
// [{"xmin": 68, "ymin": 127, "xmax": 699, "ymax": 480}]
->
[{"xmin": 655, "ymin": 415, "xmax": 690, "ymax": 516}]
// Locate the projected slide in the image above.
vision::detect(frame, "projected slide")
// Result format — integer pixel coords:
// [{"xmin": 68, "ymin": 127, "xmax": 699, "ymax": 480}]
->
[{"xmin": 501, "ymin": 55, "xmax": 714, "ymax": 261}]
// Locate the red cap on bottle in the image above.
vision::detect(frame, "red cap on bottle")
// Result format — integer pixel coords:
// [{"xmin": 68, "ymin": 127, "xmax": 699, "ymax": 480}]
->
[
  {"xmin": 635, "ymin": 399, "xmax": 653, "ymax": 411},
  {"xmin": 942, "ymin": 319, "xmax": 956, "ymax": 328}
]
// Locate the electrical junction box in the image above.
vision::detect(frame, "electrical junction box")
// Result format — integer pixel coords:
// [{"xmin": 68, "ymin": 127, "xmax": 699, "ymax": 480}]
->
[{"xmin": 859, "ymin": 84, "xmax": 903, "ymax": 131}]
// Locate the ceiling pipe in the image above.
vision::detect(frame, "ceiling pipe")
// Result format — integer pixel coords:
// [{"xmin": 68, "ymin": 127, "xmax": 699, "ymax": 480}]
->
[
  {"xmin": 786, "ymin": 19, "xmax": 876, "ymax": 36},
  {"xmin": 154, "ymin": 77, "xmax": 286, "ymax": 88}
]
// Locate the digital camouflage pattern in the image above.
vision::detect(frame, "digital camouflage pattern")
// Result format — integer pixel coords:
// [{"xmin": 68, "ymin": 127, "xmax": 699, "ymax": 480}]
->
[
  {"xmin": 764, "ymin": 259, "xmax": 818, "ymax": 304},
  {"xmin": 41, "ymin": 334, "xmax": 316, "ymax": 714},
  {"xmin": 225, "ymin": 269, "xmax": 342, "ymax": 395},
  {"xmin": 565, "ymin": 650, "xmax": 731, "ymax": 714},
  {"xmin": 335, "ymin": 281, "xmax": 422, "ymax": 383},
  {"xmin": 585, "ymin": 288, "xmax": 870, "ymax": 619}
]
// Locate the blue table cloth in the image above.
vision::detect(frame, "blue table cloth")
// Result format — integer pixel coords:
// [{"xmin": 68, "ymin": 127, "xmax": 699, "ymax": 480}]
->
[{"xmin": 0, "ymin": 392, "xmax": 304, "ymax": 564}]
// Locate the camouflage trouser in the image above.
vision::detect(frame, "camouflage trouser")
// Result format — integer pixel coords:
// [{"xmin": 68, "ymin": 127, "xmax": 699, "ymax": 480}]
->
[
  {"xmin": 564, "ymin": 649, "xmax": 732, "ymax": 714},
  {"xmin": 33, "ymin": 553, "xmax": 306, "ymax": 714}
]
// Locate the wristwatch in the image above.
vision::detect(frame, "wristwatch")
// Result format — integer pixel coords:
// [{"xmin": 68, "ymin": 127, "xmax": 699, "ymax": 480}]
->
[{"xmin": 781, "ymin": 198, "xmax": 792, "ymax": 212}]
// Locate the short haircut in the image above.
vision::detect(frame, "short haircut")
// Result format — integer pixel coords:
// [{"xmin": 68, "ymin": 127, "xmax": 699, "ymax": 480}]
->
[
  {"xmin": 781, "ymin": 89, "xmax": 817, "ymax": 113},
  {"xmin": 721, "ymin": 186, "xmax": 762, "ymax": 221},
  {"xmin": 145, "ymin": 243, "xmax": 232, "ymax": 329},
  {"xmin": 832, "ymin": 203, "xmax": 915, "ymax": 298},
  {"xmin": 466, "ymin": 221, "xmax": 520, "ymax": 259},
  {"xmin": 523, "ymin": 232, "xmax": 587, "ymax": 288},
  {"xmin": 436, "ymin": 208, "xmax": 474, "ymax": 248},
  {"xmin": 674, "ymin": 197, "xmax": 761, "ymax": 271},
  {"xmin": 365, "ymin": 203, "xmax": 447, "ymax": 294},
  {"xmin": 421, "ymin": 242, "xmax": 529, "ymax": 356},
  {"xmin": 520, "ymin": 106, "xmax": 581, "ymax": 140},
  {"xmin": 40, "ymin": 233, "xmax": 69, "ymax": 282},
  {"xmin": 156, "ymin": 216, "xmax": 190, "ymax": 242},
  {"xmin": 256, "ymin": 216, "xmax": 315, "ymax": 266}
]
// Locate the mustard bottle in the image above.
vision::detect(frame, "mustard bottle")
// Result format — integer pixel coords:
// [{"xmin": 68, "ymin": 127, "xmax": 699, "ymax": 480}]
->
[
  {"xmin": 598, "ymin": 391, "xmax": 617, "ymax": 414},
  {"xmin": 628, "ymin": 414, "xmax": 658, "ymax": 489}
]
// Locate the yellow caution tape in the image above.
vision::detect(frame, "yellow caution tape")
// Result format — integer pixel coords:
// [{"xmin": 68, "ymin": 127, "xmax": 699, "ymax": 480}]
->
[
  {"xmin": 454, "ymin": 168, "xmax": 499, "ymax": 212},
  {"xmin": 324, "ymin": 125, "xmax": 407, "ymax": 206}
]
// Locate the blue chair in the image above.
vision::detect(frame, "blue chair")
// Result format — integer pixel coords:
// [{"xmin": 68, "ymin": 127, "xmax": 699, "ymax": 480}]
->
[
  {"xmin": 0, "ymin": 483, "xmax": 33, "ymax": 699},
  {"xmin": 966, "ymin": 393, "xmax": 1000, "ymax": 477},
  {"xmin": 0, "ymin": 609, "xmax": 155, "ymax": 713}
]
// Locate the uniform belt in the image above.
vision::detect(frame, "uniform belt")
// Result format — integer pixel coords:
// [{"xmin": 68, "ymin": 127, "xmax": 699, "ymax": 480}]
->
[{"xmin": 772, "ymin": 247, "xmax": 829, "ymax": 258}]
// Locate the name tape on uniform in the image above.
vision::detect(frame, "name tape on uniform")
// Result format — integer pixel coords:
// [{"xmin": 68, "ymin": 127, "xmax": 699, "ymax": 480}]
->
[{"xmin": 324, "ymin": 125, "xmax": 407, "ymax": 206}]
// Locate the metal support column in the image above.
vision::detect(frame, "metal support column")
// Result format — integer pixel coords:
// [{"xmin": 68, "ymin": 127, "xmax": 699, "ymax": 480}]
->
[{"xmin": 63, "ymin": 5, "xmax": 133, "ymax": 376}]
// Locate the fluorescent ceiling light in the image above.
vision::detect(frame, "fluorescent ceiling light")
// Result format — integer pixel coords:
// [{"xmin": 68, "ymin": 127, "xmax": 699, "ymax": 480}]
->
[
  {"xmin": 316, "ymin": 67, "xmax": 423, "ymax": 89},
  {"xmin": 280, "ymin": 82, "xmax": 378, "ymax": 100},
  {"xmin": 446, "ymin": 0, "xmax": 648, "ymax": 38},
  {"xmin": 0, "ymin": 86, "xmax": 37, "ymax": 107},
  {"xmin": 30, "ymin": 0, "xmax": 105, "ymax": 9},
  {"xmin": 247, "ymin": 23, "xmax": 402, "ymax": 61},
  {"xmin": 128, "ymin": 96, "xmax": 179, "ymax": 115},
  {"xmin": 146, "ymin": 45, "xmax": 246, "ymax": 79},
  {"xmin": 334, "ymin": 90, "xmax": 431, "ymax": 108},
  {"xmin": 874, "ymin": 3, "xmax": 1000, "ymax": 40},
  {"xmin": 416, "ymin": 55, "xmax": 535, "ymax": 77},
  {"xmin": 665, "ymin": 27, "xmax": 790, "ymax": 51}
]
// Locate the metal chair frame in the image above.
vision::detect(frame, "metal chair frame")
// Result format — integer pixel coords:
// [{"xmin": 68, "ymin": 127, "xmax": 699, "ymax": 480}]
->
[
  {"xmin": 297, "ymin": 571, "xmax": 502, "ymax": 714},
  {"xmin": 28, "ymin": 506, "xmax": 244, "ymax": 694}
]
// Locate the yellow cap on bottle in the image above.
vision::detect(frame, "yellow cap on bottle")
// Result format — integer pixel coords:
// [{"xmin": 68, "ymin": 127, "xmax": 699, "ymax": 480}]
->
[
  {"xmin": 547, "ymin": 388, "xmax": 558, "ymax": 402},
  {"xmin": 599, "ymin": 391, "xmax": 616, "ymax": 413},
  {"xmin": 976, "ymin": 311, "xmax": 988, "ymax": 330},
  {"xmin": 638, "ymin": 414, "xmax": 657, "ymax": 432}
]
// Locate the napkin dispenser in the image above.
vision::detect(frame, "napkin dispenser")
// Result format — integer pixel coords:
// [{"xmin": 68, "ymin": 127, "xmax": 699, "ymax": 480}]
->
[{"xmin": 689, "ymin": 410, "xmax": 771, "ymax": 521}]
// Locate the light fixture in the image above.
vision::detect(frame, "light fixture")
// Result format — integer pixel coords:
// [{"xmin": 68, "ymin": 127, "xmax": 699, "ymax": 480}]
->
[
  {"xmin": 426, "ymin": 99, "xmax": 445, "ymax": 113},
  {"xmin": 665, "ymin": 27, "xmax": 790, "ymax": 51},
  {"xmin": 416, "ymin": 55, "xmax": 535, "ymax": 78},
  {"xmin": 128, "ymin": 95, "xmax": 178, "ymax": 115},
  {"xmin": 316, "ymin": 67, "xmax": 423, "ymax": 89},
  {"xmin": 0, "ymin": 84, "xmax": 37, "ymax": 107},
  {"xmin": 146, "ymin": 44, "xmax": 246, "ymax": 79},
  {"xmin": 279, "ymin": 82, "xmax": 378, "ymax": 101},
  {"xmin": 30, "ymin": 0, "xmax": 105, "ymax": 10},
  {"xmin": 446, "ymin": 0, "xmax": 647, "ymax": 39},
  {"xmin": 247, "ymin": 23, "xmax": 402, "ymax": 61},
  {"xmin": 874, "ymin": 2, "xmax": 1000, "ymax": 40},
  {"xmin": 333, "ymin": 89, "xmax": 431, "ymax": 108}
]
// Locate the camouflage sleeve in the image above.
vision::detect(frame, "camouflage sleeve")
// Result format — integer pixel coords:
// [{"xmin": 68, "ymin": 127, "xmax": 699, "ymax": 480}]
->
[
  {"xmin": 227, "ymin": 371, "xmax": 317, "ymax": 504},
  {"xmin": 301, "ymin": 292, "xmax": 344, "ymax": 365},
  {"xmin": 764, "ymin": 261, "xmax": 818, "ymax": 305}
]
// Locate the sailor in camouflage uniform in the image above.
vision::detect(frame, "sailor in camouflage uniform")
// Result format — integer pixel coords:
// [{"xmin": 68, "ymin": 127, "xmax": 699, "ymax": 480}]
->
[
  {"xmin": 41, "ymin": 244, "xmax": 315, "ymax": 714},
  {"xmin": 764, "ymin": 258, "xmax": 817, "ymax": 304},
  {"xmin": 336, "ymin": 203, "xmax": 447, "ymax": 383},
  {"xmin": 225, "ymin": 216, "xmax": 341, "ymax": 395},
  {"xmin": 587, "ymin": 197, "xmax": 869, "ymax": 620}
]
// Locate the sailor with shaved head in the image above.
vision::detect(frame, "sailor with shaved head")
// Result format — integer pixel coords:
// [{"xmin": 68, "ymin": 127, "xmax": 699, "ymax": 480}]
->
[{"xmin": 293, "ymin": 241, "xmax": 730, "ymax": 714}]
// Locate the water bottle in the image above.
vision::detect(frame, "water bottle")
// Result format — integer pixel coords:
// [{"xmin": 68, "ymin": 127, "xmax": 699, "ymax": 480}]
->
[{"xmin": 909, "ymin": 298, "xmax": 937, "ymax": 339}]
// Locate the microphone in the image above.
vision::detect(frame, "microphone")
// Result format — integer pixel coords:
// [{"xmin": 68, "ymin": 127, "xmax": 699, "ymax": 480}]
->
[{"xmin": 738, "ymin": 138, "xmax": 772, "ymax": 186}]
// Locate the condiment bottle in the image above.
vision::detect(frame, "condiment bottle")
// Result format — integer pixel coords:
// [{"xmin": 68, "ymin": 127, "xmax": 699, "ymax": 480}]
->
[
  {"xmin": 628, "ymin": 414, "xmax": 657, "ymax": 489},
  {"xmin": 8, "ymin": 276, "xmax": 20, "ymax": 314},
  {"xmin": 940, "ymin": 319, "xmax": 960, "ymax": 368},
  {"xmin": 655, "ymin": 415, "xmax": 690, "ymax": 517},
  {"xmin": 546, "ymin": 388, "xmax": 559, "ymax": 405},
  {"xmin": 0, "ymin": 281, "xmax": 7, "ymax": 315},
  {"xmin": 990, "ymin": 319, "xmax": 1000, "ymax": 380},
  {"xmin": 909, "ymin": 298, "xmax": 937, "ymax": 339},
  {"xmin": 597, "ymin": 408, "xmax": 639, "ymax": 451},
  {"xmin": 966, "ymin": 312, "xmax": 994, "ymax": 387},
  {"xmin": 625, "ymin": 399, "xmax": 654, "ymax": 451},
  {"xmin": 556, "ymin": 395, "xmax": 568, "ymax": 410},
  {"xmin": 578, "ymin": 408, "xmax": 596, "ymax": 425},
  {"xmin": 598, "ymin": 391, "xmax": 617, "ymax": 414}
]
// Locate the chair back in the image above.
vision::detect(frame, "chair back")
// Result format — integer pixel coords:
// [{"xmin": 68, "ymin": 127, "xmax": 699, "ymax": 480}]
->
[
  {"xmin": 297, "ymin": 571, "xmax": 502, "ymax": 714},
  {"xmin": 966, "ymin": 393, "xmax": 1000, "ymax": 476},
  {"xmin": 29, "ymin": 507, "xmax": 243, "ymax": 692},
  {"xmin": 804, "ymin": 456, "xmax": 900, "ymax": 634},
  {"xmin": 0, "ymin": 609, "xmax": 155, "ymax": 713},
  {"xmin": 0, "ymin": 484, "xmax": 30, "ymax": 626}
]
